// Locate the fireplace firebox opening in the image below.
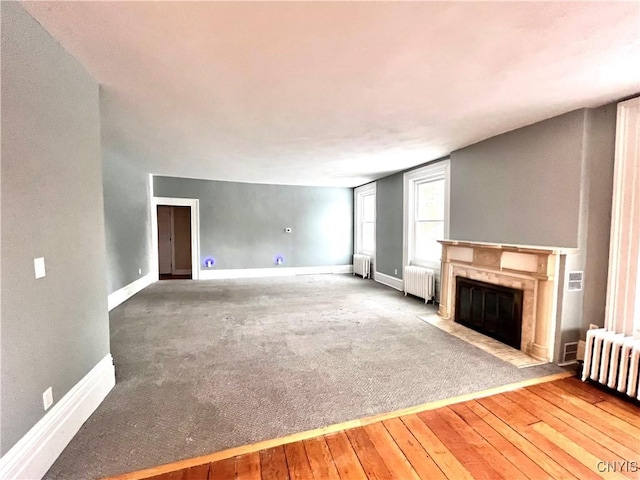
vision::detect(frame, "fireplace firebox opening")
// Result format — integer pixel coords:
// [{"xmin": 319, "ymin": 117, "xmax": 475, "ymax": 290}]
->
[{"xmin": 454, "ymin": 276, "xmax": 523, "ymax": 350}]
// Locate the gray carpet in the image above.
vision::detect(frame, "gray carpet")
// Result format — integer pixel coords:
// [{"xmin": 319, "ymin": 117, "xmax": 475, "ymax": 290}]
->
[{"xmin": 45, "ymin": 274, "xmax": 561, "ymax": 479}]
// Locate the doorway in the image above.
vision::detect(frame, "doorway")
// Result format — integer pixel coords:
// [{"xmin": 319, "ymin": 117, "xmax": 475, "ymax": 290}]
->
[{"xmin": 157, "ymin": 205, "xmax": 192, "ymax": 279}]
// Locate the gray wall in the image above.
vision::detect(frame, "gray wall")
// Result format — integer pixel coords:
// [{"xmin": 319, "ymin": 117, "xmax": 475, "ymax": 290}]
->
[
  {"xmin": 554, "ymin": 104, "xmax": 617, "ymax": 361},
  {"xmin": 153, "ymin": 176, "xmax": 353, "ymax": 269},
  {"xmin": 449, "ymin": 109, "xmax": 587, "ymax": 247},
  {"xmin": 581, "ymin": 105, "xmax": 616, "ymax": 330},
  {"xmin": 583, "ymin": 104, "xmax": 617, "ymax": 333},
  {"xmin": 1, "ymin": 2, "xmax": 110, "ymax": 455},
  {"xmin": 375, "ymin": 174, "xmax": 404, "ymax": 279},
  {"xmin": 102, "ymin": 149, "xmax": 152, "ymax": 294}
]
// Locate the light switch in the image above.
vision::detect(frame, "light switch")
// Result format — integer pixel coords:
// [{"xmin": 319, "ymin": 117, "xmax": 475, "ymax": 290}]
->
[
  {"xmin": 34, "ymin": 257, "xmax": 46, "ymax": 279},
  {"xmin": 43, "ymin": 387, "xmax": 53, "ymax": 410}
]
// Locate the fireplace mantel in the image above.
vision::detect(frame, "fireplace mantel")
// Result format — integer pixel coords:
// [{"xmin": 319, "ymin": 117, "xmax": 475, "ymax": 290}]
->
[
  {"xmin": 437, "ymin": 240, "xmax": 577, "ymax": 362},
  {"xmin": 438, "ymin": 239, "xmax": 576, "ymax": 255}
]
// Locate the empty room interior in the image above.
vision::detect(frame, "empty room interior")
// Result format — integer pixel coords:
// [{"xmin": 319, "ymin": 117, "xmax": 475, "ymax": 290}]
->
[{"xmin": 2, "ymin": 1, "xmax": 640, "ymax": 480}]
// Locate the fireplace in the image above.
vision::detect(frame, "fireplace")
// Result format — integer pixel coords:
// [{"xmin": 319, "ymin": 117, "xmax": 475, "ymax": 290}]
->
[
  {"xmin": 438, "ymin": 240, "xmax": 577, "ymax": 361},
  {"xmin": 454, "ymin": 277, "xmax": 523, "ymax": 349}
]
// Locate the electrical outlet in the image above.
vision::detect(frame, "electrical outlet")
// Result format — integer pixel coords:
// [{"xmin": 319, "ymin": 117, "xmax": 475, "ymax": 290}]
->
[
  {"xmin": 394, "ymin": 269, "xmax": 398, "ymax": 275},
  {"xmin": 138, "ymin": 268, "xmax": 142, "ymax": 275},
  {"xmin": 43, "ymin": 387, "xmax": 53, "ymax": 410}
]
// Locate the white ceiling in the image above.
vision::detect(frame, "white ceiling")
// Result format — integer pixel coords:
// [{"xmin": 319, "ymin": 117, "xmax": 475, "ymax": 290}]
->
[{"xmin": 21, "ymin": 1, "xmax": 640, "ymax": 187}]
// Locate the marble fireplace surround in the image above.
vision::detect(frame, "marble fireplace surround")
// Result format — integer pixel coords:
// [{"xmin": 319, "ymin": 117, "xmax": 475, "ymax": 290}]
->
[{"xmin": 437, "ymin": 240, "xmax": 577, "ymax": 362}]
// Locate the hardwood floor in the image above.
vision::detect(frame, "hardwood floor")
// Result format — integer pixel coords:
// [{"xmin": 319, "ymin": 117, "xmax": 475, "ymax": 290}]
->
[{"xmin": 106, "ymin": 376, "xmax": 640, "ymax": 480}]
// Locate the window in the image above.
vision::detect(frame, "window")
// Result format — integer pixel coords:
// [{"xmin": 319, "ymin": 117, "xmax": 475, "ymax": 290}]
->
[
  {"xmin": 403, "ymin": 160, "xmax": 450, "ymax": 269},
  {"xmin": 354, "ymin": 183, "xmax": 376, "ymax": 256}
]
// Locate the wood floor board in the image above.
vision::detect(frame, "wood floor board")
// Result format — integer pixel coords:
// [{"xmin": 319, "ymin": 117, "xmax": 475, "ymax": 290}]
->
[
  {"xmin": 553, "ymin": 377, "xmax": 611, "ymax": 404},
  {"xmin": 260, "ymin": 446, "xmax": 290, "ymax": 480},
  {"xmin": 435, "ymin": 406, "xmax": 527, "ymax": 480},
  {"xmin": 520, "ymin": 423, "xmax": 601, "ymax": 480},
  {"xmin": 510, "ymin": 388, "xmax": 640, "ymax": 463},
  {"xmin": 417, "ymin": 409, "xmax": 508, "ymax": 480},
  {"xmin": 344, "ymin": 427, "xmax": 394, "ymax": 480},
  {"xmin": 504, "ymin": 389, "xmax": 633, "ymax": 471},
  {"xmin": 324, "ymin": 432, "xmax": 368, "ymax": 480},
  {"xmin": 476, "ymin": 394, "xmax": 539, "ymax": 429},
  {"xmin": 110, "ymin": 375, "xmax": 640, "ymax": 480},
  {"xmin": 448, "ymin": 402, "xmax": 552, "ymax": 480},
  {"xmin": 235, "ymin": 452, "xmax": 261, "ymax": 480},
  {"xmin": 595, "ymin": 400, "xmax": 640, "ymax": 429},
  {"xmin": 536, "ymin": 381, "xmax": 640, "ymax": 439},
  {"xmin": 480, "ymin": 394, "xmax": 605, "ymax": 479},
  {"xmin": 531, "ymin": 422, "xmax": 628, "ymax": 480},
  {"xmin": 477, "ymin": 397, "xmax": 601, "ymax": 480},
  {"xmin": 381, "ymin": 418, "xmax": 447, "ymax": 480},
  {"xmin": 361, "ymin": 423, "xmax": 420, "ymax": 480},
  {"xmin": 529, "ymin": 383, "xmax": 640, "ymax": 454},
  {"xmin": 561, "ymin": 378, "xmax": 640, "ymax": 418},
  {"xmin": 399, "ymin": 414, "xmax": 474, "ymax": 480},
  {"xmin": 302, "ymin": 437, "xmax": 341, "ymax": 480},
  {"xmin": 183, "ymin": 465, "xmax": 211, "ymax": 480},
  {"xmin": 145, "ymin": 464, "xmax": 210, "ymax": 480},
  {"xmin": 284, "ymin": 442, "xmax": 314, "ymax": 480},
  {"xmin": 208, "ymin": 457, "xmax": 235, "ymax": 480},
  {"xmin": 464, "ymin": 400, "xmax": 578, "ymax": 480},
  {"xmin": 594, "ymin": 393, "xmax": 640, "ymax": 416}
]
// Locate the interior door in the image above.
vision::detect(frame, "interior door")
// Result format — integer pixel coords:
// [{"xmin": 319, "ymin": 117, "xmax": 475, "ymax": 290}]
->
[
  {"xmin": 157, "ymin": 205, "xmax": 172, "ymax": 275},
  {"xmin": 171, "ymin": 206, "xmax": 192, "ymax": 274}
]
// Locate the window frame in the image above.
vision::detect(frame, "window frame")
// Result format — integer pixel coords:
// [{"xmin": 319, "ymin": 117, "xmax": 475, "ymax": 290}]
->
[
  {"xmin": 403, "ymin": 160, "xmax": 450, "ymax": 270},
  {"xmin": 354, "ymin": 182, "xmax": 377, "ymax": 259},
  {"xmin": 604, "ymin": 96, "xmax": 640, "ymax": 337}
]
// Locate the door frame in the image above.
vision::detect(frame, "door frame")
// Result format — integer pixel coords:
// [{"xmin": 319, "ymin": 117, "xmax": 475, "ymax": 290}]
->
[
  {"xmin": 151, "ymin": 196, "xmax": 200, "ymax": 280},
  {"xmin": 156, "ymin": 205, "xmax": 173, "ymax": 275}
]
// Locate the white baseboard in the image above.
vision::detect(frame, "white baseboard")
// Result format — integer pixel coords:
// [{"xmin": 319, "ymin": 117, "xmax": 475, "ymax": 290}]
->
[
  {"xmin": 0, "ymin": 354, "xmax": 115, "ymax": 480},
  {"xmin": 108, "ymin": 273, "xmax": 155, "ymax": 311},
  {"xmin": 199, "ymin": 264, "xmax": 353, "ymax": 280},
  {"xmin": 374, "ymin": 271, "xmax": 404, "ymax": 291}
]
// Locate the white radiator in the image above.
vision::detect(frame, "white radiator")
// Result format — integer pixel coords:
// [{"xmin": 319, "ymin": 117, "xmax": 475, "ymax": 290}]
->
[
  {"xmin": 353, "ymin": 254, "xmax": 371, "ymax": 279},
  {"xmin": 582, "ymin": 328, "xmax": 640, "ymax": 400},
  {"xmin": 403, "ymin": 266, "xmax": 435, "ymax": 303}
]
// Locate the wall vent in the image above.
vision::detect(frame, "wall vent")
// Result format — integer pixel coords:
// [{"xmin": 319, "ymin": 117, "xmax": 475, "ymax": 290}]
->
[
  {"xmin": 562, "ymin": 341, "xmax": 579, "ymax": 364},
  {"xmin": 567, "ymin": 271, "xmax": 583, "ymax": 291}
]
